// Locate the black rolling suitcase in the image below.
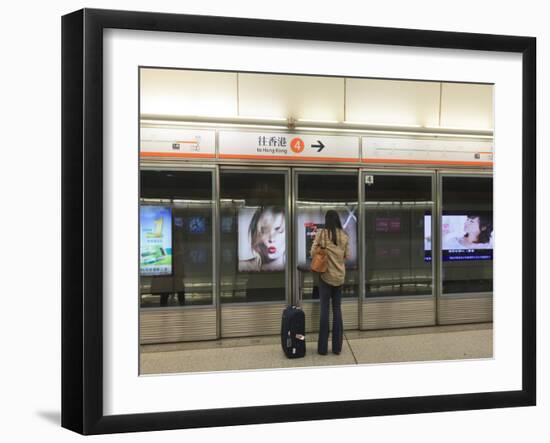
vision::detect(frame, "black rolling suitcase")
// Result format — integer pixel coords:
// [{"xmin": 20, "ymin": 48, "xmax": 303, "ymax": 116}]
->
[{"xmin": 281, "ymin": 305, "xmax": 306, "ymax": 358}]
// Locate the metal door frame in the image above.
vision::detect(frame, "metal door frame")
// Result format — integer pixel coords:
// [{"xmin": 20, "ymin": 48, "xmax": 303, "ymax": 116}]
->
[
  {"xmin": 292, "ymin": 167, "xmax": 361, "ymax": 308},
  {"xmin": 217, "ymin": 166, "xmax": 292, "ymax": 337},
  {"xmin": 139, "ymin": 162, "xmax": 219, "ymax": 341},
  {"xmin": 436, "ymin": 169, "xmax": 493, "ymax": 324},
  {"xmin": 360, "ymin": 168, "xmax": 437, "ymax": 329}
]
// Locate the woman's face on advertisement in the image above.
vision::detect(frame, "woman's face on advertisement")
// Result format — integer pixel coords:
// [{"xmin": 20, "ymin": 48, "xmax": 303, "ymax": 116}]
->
[
  {"xmin": 464, "ymin": 216, "xmax": 481, "ymax": 239},
  {"xmin": 256, "ymin": 211, "xmax": 285, "ymax": 260}
]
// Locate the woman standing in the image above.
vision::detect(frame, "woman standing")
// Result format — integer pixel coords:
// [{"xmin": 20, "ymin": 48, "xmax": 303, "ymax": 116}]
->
[{"xmin": 310, "ymin": 210, "xmax": 350, "ymax": 355}]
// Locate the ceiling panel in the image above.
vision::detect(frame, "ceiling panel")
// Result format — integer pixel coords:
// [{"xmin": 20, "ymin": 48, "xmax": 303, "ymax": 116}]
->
[
  {"xmin": 140, "ymin": 68, "xmax": 238, "ymax": 118},
  {"xmin": 440, "ymin": 83, "xmax": 494, "ymax": 130},
  {"xmin": 346, "ymin": 78, "xmax": 441, "ymax": 127},
  {"xmin": 238, "ymin": 73, "xmax": 345, "ymax": 121}
]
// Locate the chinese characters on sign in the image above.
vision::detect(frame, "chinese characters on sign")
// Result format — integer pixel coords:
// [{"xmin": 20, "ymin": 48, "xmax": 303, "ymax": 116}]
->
[
  {"xmin": 257, "ymin": 135, "xmax": 289, "ymax": 155},
  {"xmin": 219, "ymin": 131, "xmax": 359, "ymax": 161},
  {"xmin": 140, "ymin": 130, "xmax": 493, "ymax": 166}
]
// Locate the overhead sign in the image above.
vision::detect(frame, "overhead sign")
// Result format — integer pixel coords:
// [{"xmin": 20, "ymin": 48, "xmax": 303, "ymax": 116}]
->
[
  {"xmin": 219, "ymin": 131, "xmax": 360, "ymax": 162},
  {"xmin": 362, "ymin": 137, "xmax": 494, "ymax": 166},
  {"xmin": 140, "ymin": 127, "xmax": 216, "ymax": 158}
]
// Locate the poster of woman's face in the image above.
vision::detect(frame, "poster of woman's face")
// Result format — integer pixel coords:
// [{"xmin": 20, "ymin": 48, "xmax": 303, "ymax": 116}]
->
[
  {"xmin": 238, "ymin": 206, "xmax": 286, "ymax": 272},
  {"xmin": 441, "ymin": 214, "xmax": 494, "ymax": 250},
  {"xmin": 424, "ymin": 213, "xmax": 494, "ymax": 261},
  {"xmin": 425, "ymin": 214, "xmax": 494, "ymax": 250}
]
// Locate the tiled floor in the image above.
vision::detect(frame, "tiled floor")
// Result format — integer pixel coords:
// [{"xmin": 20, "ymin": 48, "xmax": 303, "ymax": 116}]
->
[{"xmin": 140, "ymin": 323, "xmax": 493, "ymax": 375}]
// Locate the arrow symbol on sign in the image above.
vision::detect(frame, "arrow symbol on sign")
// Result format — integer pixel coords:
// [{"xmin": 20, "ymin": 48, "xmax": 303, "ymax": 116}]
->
[{"xmin": 311, "ymin": 140, "xmax": 325, "ymax": 152}]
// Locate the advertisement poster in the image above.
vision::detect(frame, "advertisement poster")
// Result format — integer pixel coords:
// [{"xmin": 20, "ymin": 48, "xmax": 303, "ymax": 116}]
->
[
  {"xmin": 297, "ymin": 205, "xmax": 358, "ymax": 270},
  {"xmin": 424, "ymin": 213, "xmax": 494, "ymax": 261},
  {"xmin": 140, "ymin": 205, "xmax": 173, "ymax": 275},
  {"xmin": 238, "ymin": 206, "xmax": 286, "ymax": 272}
]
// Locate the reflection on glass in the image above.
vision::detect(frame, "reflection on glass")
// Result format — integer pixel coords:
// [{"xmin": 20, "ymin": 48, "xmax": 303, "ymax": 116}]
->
[
  {"xmin": 441, "ymin": 176, "xmax": 493, "ymax": 294},
  {"xmin": 296, "ymin": 173, "xmax": 358, "ymax": 300},
  {"xmin": 364, "ymin": 174, "xmax": 433, "ymax": 298},
  {"xmin": 139, "ymin": 170, "xmax": 214, "ymax": 307},
  {"xmin": 220, "ymin": 171, "xmax": 287, "ymax": 303}
]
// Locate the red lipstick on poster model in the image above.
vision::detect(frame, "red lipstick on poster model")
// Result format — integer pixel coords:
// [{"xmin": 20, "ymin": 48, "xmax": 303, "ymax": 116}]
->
[{"xmin": 268, "ymin": 246, "xmax": 277, "ymax": 254}]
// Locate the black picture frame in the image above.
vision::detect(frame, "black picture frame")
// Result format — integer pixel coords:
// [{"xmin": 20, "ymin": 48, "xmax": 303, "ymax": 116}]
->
[{"xmin": 61, "ymin": 8, "xmax": 536, "ymax": 435}]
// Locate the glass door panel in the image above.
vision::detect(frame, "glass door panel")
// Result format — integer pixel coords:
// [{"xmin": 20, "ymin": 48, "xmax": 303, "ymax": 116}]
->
[
  {"xmin": 219, "ymin": 170, "xmax": 288, "ymax": 303},
  {"xmin": 295, "ymin": 172, "xmax": 359, "ymax": 301},
  {"xmin": 139, "ymin": 169, "xmax": 215, "ymax": 307},
  {"xmin": 440, "ymin": 175, "xmax": 493, "ymax": 295},
  {"xmin": 364, "ymin": 173, "xmax": 433, "ymax": 298}
]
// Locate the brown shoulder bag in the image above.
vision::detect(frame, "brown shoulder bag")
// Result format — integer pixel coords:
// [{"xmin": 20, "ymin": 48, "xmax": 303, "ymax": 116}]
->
[{"xmin": 310, "ymin": 229, "xmax": 328, "ymax": 273}]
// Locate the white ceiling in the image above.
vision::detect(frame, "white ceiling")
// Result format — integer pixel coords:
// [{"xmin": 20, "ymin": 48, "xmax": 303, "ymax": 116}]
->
[{"xmin": 140, "ymin": 68, "xmax": 493, "ymax": 130}]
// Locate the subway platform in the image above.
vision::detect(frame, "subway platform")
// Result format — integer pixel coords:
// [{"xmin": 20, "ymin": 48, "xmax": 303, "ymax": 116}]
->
[{"xmin": 140, "ymin": 322, "xmax": 492, "ymax": 375}]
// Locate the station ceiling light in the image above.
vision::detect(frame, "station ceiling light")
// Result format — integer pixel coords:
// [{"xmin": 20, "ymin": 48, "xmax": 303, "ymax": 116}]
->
[{"xmin": 141, "ymin": 114, "xmax": 493, "ymax": 139}]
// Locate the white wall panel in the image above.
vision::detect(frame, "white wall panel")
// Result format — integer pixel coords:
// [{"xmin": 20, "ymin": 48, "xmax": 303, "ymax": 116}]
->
[
  {"xmin": 440, "ymin": 82, "xmax": 494, "ymax": 130},
  {"xmin": 140, "ymin": 69, "xmax": 493, "ymax": 133},
  {"xmin": 346, "ymin": 78, "xmax": 441, "ymax": 126},
  {"xmin": 238, "ymin": 73, "xmax": 344, "ymax": 121},
  {"xmin": 140, "ymin": 68, "xmax": 238, "ymax": 117}
]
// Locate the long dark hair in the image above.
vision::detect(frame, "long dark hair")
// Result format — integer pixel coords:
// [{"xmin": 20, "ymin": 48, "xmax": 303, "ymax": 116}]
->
[
  {"xmin": 324, "ymin": 210, "xmax": 343, "ymax": 245},
  {"xmin": 466, "ymin": 214, "xmax": 493, "ymax": 244}
]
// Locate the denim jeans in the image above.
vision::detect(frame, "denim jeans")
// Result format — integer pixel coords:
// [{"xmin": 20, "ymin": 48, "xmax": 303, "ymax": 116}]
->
[{"xmin": 317, "ymin": 277, "xmax": 343, "ymax": 354}]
